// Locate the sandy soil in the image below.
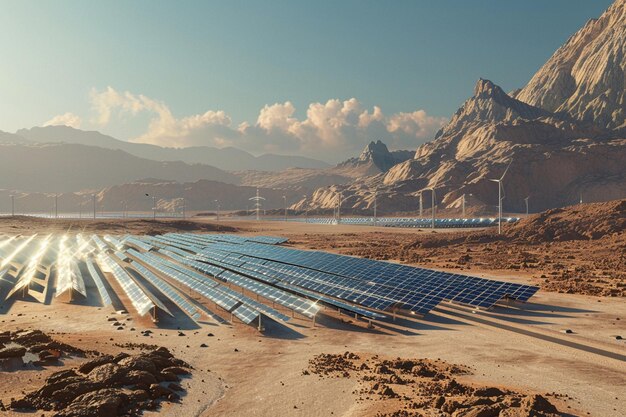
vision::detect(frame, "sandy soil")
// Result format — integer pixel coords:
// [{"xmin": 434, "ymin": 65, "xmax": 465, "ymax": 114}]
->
[{"xmin": 1, "ymin": 215, "xmax": 625, "ymax": 416}]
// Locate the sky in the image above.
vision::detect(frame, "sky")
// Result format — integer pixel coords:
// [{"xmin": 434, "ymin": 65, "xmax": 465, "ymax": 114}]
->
[{"xmin": 0, "ymin": 0, "xmax": 614, "ymax": 162}]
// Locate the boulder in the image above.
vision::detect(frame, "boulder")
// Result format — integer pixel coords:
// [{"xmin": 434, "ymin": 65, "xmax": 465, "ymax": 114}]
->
[
  {"xmin": 87, "ymin": 363, "xmax": 126, "ymax": 385},
  {"xmin": 78, "ymin": 355, "xmax": 114, "ymax": 374},
  {"xmin": 54, "ymin": 388, "xmax": 127, "ymax": 417},
  {"xmin": 122, "ymin": 370, "xmax": 158, "ymax": 387},
  {"xmin": 0, "ymin": 346, "xmax": 26, "ymax": 358},
  {"xmin": 117, "ymin": 356, "xmax": 157, "ymax": 375}
]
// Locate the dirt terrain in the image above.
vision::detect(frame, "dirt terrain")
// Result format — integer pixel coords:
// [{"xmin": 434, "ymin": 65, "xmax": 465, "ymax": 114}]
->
[{"xmin": 0, "ymin": 216, "xmax": 237, "ymax": 236}]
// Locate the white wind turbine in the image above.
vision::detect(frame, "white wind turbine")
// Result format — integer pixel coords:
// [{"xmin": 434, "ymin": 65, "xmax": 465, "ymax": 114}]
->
[{"xmin": 490, "ymin": 160, "xmax": 512, "ymax": 234}]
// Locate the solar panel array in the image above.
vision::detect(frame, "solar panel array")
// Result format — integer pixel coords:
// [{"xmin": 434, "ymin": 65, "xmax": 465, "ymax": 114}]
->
[
  {"xmin": 292, "ymin": 217, "xmax": 520, "ymax": 229},
  {"xmin": 126, "ymin": 248, "xmax": 297, "ymax": 324},
  {"xmin": 0, "ymin": 232, "xmax": 539, "ymax": 332},
  {"xmin": 146, "ymin": 233, "xmax": 538, "ymax": 318}
]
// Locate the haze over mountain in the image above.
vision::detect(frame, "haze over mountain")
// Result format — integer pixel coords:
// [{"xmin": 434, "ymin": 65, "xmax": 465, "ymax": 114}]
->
[
  {"xmin": 237, "ymin": 141, "xmax": 413, "ymax": 192},
  {"xmin": 16, "ymin": 126, "xmax": 329, "ymax": 171},
  {"xmin": 0, "ymin": 143, "xmax": 239, "ymax": 193}
]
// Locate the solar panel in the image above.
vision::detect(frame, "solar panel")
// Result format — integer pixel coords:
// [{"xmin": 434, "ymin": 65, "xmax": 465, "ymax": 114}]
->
[
  {"xmin": 55, "ymin": 236, "xmax": 87, "ymax": 299},
  {"xmin": 6, "ymin": 235, "xmax": 52, "ymax": 301},
  {"xmin": 124, "ymin": 236, "xmax": 154, "ymax": 252},
  {"xmin": 130, "ymin": 261, "xmax": 201, "ymax": 321},
  {"xmin": 84, "ymin": 258, "xmax": 112, "ymax": 306},
  {"xmin": 103, "ymin": 235, "xmax": 124, "ymax": 251},
  {"xmin": 91, "ymin": 235, "xmax": 109, "ymax": 253},
  {"xmin": 232, "ymin": 304, "xmax": 259, "ymax": 325},
  {"xmin": 97, "ymin": 253, "xmax": 155, "ymax": 316}
]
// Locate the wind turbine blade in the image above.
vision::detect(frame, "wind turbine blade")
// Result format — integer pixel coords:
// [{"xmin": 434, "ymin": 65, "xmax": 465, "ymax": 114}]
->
[{"xmin": 500, "ymin": 160, "xmax": 513, "ymax": 180}]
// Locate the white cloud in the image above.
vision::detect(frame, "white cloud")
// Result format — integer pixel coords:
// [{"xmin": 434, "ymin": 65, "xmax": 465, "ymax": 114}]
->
[
  {"xmin": 86, "ymin": 86, "xmax": 447, "ymax": 161},
  {"xmin": 43, "ymin": 112, "xmax": 82, "ymax": 129}
]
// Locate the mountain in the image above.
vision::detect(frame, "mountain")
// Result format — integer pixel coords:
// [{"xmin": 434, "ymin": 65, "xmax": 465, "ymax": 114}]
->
[
  {"xmin": 337, "ymin": 140, "xmax": 413, "ymax": 174},
  {"xmin": 16, "ymin": 126, "xmax": 330, "ymax": 171},
  {"xmin": 237, "ymin": 140, "xmax": 412, "ymax": 194},
  {"xmin": 0, "ymin": 143, "xmax": 239, "ymax": 193},
  {"xmin": 513, "ymin": 0, "xmax": 626, "ymax": 133},
  {"xmin": 300, "ymin": 77, "xmax": 624, "ymax": 214},
  {"xmin": 0, "ymin": 130, "xmax": 30, "ymax": 144},
  {"xmin": 299, "ymin": 1, "xmax": 626, "ymax": 215}
]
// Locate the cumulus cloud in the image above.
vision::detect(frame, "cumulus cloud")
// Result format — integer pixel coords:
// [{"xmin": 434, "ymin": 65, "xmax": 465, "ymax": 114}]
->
[
  {"xmin": 44, "ymin": 112, "xmax": 82, "ymax": 129},
  {"xmin": 87, "ymin": 86, "xmax": 447, "ymax": 161}
]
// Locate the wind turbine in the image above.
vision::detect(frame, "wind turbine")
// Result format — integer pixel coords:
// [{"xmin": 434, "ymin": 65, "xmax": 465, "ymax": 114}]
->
[
  {"xmin": 302, "ymin": 195, "xmax": 309, "ymax": 222},
  {"xmin": 336, "ymin": 192, "xmax": 343, "ymax": 223},
  {"xmin": 462, "ymin": 193, "xmax": 466, "ymax": 218},
  {"xmin": 145, "ymin": 193, "xmax": 157, "ymax": 220},
  {"xmin": 490, "ymin": 160, "xmax": 512, "ymax": 234},
  {"xmin": 524, "ymin": 196, "xmax": 529, "ymax": 216},
  {"xmin": 418, "ymin": 191, "xmax": 423, "ymax": 217},
  {"xmin": 282, "ymin": 195, "xmax": 287, "ymax": 222},
  {"xmin": 425, "ymin": 181, "xmax": 437, "ymax": 229},
  {"xmin": 373, "ymin": 189, "xmax": 377, "ymax": 225}
]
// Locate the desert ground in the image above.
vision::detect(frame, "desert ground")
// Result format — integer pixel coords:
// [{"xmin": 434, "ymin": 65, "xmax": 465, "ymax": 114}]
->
[{"xmin": 0, "ymin": 205, "xmax": 624, "ymax": 417}]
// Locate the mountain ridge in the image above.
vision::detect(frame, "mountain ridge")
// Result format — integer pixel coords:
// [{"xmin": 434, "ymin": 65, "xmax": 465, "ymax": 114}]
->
[{"xmin": 16, "ymin": 126, "xmax": 330, "ymax": 171}]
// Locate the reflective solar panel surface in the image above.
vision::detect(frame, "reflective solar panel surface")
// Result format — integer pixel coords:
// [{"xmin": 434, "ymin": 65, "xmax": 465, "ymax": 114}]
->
[{"xmin": 0, "ymin": 232, "xmax": 538, "ymax": 331}]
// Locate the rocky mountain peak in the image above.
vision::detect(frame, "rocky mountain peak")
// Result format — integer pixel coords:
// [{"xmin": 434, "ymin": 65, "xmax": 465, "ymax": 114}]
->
[
  {"xmin": 358, "ymin": 140, "xmax": 391, "ymax": 162},
  {"xmin": 337, "ymin": 140, "xmax": 411, "ymax": 173},
  {"xmin": 474, "ymin": 78, "xmax": 507, "ymax": 99},
  {"xmin": 431, "ymin": 79, "xmax": 553, "ymax": 143},
  {"xmin": 514, "ymin": 0, "xmax": 626, "ymax": 132}
]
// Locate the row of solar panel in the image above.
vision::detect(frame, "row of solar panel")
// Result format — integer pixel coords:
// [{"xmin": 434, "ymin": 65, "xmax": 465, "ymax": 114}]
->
[
  {"xmin": 183, "ymin": 239, "xmax": 538, "ymax": 314},
  {"xmin": 149, "ymin": 234, "xmax": 394, "ymax": 319},
  {"xmin": 293, "ymin": 217, "xmax": 520, "ymax": 228},
  {"xmin": 126, "ymin": 248, "xmax": 296, "ymax": 324}
]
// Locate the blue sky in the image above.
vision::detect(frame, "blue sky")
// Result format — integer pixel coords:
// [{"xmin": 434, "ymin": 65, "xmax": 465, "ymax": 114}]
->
[{"xmin": 0, "ymin": 0, "xmax": 614, "ymax": 161}]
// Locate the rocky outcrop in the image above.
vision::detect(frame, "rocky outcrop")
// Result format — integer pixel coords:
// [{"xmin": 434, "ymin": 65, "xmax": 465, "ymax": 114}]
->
[
  {"xmin": 337, "ymin": 140, "xmax": 413, "ymax": 174},
  {"xmin": 11, "ymin": 345, "xmax": 191, "ymax": 417},
  {"xmin": 514, "ymin": 0, "xmax": 626, "ymax": 132}
]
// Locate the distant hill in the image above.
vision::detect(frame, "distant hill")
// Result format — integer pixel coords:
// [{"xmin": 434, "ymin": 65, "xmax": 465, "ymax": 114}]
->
[
  {"xmin": 0, "ymin": 143, "xmax": 239, "ymax": 193},
  {"xmin": 0, "ymin": 131, "xmax": 30, "ymax": 144},
  {"xmin": 16, "ymin": 126, "xmax": 330, "ymax": 171}
]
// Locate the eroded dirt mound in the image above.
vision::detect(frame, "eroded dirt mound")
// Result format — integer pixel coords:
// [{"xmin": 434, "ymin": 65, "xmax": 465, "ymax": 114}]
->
[
  {"xmin": 305, "ymin": 352, "xmax": 572, "ymax": 417},
  {"xmin": 504, "ymin": 200, "xmax": 626, "ymax": 243},
  {"xmin": 9, "ymin": 333, "xmax": 192, "ymax": 417}
]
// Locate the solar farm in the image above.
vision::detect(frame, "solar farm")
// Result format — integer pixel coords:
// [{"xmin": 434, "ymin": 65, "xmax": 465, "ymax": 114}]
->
[{"xmin": 0, "ymin": 232, "xmax": 538, "ymax": 330}]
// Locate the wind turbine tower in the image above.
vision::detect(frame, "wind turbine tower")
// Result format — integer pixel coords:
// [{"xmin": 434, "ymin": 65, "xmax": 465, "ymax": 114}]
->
[{"xmin": 489, "ymin": 160, "xmax": 512, "ymax": 235}]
